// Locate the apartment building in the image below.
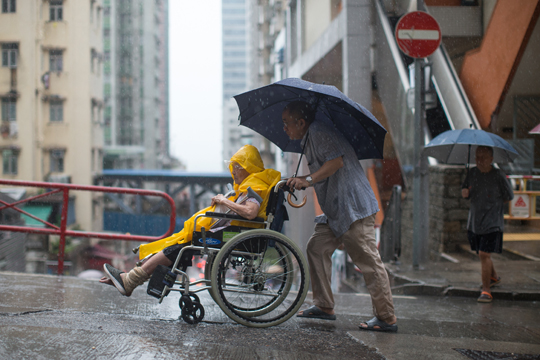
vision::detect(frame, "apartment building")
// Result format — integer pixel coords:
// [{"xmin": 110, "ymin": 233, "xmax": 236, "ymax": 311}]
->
[
  {"xmin": 221, "ymin": 0, "xmax": 287, "ymax": 169},
  {"xmin": 0, "ymin": 0, "xmax": 104, "ymax": 231},
  {"xmin": 222, "ymin": 0, "xmax": 250, "ymax": 163},
  {"xmin": 102, "ymin": 0, "xmax": 170, "ymax": 170}
]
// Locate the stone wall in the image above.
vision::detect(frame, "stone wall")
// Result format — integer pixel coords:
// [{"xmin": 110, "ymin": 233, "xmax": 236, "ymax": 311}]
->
[
  {"xmin": 428, "ymin": 165, "xmax": 470, "ymax": 253},
  {"xmin": 397, "ymin": 164, "xmax": 470, "ymax": 266}
]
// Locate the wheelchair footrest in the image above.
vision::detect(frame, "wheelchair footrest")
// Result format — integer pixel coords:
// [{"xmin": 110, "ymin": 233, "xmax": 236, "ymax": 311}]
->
[{"xmin": 147, "ymin": 265, "xmax": 176, "ymax": 299}]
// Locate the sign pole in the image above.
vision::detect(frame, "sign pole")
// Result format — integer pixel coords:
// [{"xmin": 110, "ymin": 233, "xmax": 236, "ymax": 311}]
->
[
  {"xmin": 395, "ymin": 3, "xmax": 441, "ymax": 270},
  {"xmin": 412, "ymin": 58, "xmax": 425, "ymax": 269}
]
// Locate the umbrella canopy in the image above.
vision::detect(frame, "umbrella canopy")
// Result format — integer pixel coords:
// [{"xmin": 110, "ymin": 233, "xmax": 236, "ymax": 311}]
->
[
  {"xmin": 233, "ymin": 78, "xmax": 387, "ymax": 160},
  {"xmin": 423, "ymin": 129, "xmax": 519, "ymax": 164}
]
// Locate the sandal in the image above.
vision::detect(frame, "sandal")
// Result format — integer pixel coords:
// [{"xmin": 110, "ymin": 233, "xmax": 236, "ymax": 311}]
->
[
  {"xmin": 490, "ymin": 276, "xmax": 501, "ymax": 287},
  {"xmin": 297, "ymin": 305, "xmax": 336, "ymax": 320},
  {"xmin": 477, "ymin": 291, "xmax": 493, "ymax": 303},
  {"xmin": 359, "ymin": 317, "xmax": 398, "ymax": 333},
  {"xmin": 478, "ymin": 276, "xmax": 502, "ymax": 289}
]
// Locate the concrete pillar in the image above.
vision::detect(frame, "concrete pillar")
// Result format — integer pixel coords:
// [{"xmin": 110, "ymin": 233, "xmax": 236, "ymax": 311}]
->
[
  {"xmin": 296, "ymin": 0, "xmax": 303, "ymax": 61},
  {"xmin": 341, "ymin": 0, "xmax": 372, "ymax": 108},
  {"xmin": 285, "ymin": 7, "xmax": 293, "ymax": 72}
]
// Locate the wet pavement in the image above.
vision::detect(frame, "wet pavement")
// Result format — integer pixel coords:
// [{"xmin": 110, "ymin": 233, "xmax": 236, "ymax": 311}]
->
[
  {"xmin": 386, "ymin": 250, "xmax": 540, "ymax": 301},
  {"xmin": 1, "ymin": 270, "xmax": 540, "ymax": 359}
]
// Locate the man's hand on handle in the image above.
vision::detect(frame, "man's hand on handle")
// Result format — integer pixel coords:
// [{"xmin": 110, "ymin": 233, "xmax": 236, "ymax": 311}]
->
[{"xmin": 286, "ymin": 177, "xmax": 310, "ymax": 191}]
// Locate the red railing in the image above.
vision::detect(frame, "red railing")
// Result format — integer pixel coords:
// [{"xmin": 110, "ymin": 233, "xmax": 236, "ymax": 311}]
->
[{"xmin": 0, "ymin": 179, "xmax": 176, "ymax": 275}]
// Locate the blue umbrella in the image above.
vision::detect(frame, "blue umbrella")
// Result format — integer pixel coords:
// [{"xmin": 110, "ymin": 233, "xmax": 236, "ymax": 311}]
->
[
  {"xmin": 233, "ymin": 78, "xmax": 387, "ymax": 160},
  {"xmin": 423, "ymin": 129, "xmax": 519, "ymax": 164}
]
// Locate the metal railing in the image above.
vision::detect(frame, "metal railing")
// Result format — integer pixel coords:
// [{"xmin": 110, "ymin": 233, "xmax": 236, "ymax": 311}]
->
[
  {"xmin": 0, "ymin": 179, "xmax": 176, "ymax": 275},
  {"xmin": 379, "ymin": 185, "xmax": 402, "ymax": 262}
]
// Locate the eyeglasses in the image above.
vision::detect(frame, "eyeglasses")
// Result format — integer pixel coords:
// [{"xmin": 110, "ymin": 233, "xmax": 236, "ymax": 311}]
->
[
  {"xmin": 231, "ymin": 164, "xmax": 243, "ymax": 171},
  {"xmin": 282, "ymin": 119, "xmax": 297, "ymax": 128}
]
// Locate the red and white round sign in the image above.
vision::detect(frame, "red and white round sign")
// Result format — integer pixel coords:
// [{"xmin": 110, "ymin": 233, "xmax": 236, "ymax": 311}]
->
[{"xmin": 395, "ymin": 11, "xmax": 441, "ymax": 58}]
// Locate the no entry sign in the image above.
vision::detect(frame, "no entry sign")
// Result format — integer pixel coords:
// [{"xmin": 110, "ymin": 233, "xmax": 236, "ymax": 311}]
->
[{"xmin": 395, "ymin": 11, "xmax": 441, "ymax": 58}]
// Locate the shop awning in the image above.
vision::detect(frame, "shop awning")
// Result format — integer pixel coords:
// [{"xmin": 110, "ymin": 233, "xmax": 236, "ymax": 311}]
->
[
  {"xmin": 21, "ymin": 205, "xmax": 53, "ymax": 227},
  {"xmin": 529, "ymin": 123, "xmax": 540, "ymax": 135}
]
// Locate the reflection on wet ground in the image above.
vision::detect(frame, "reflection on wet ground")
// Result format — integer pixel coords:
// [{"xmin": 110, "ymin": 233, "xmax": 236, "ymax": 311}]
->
[{"xmin": 1, "ymin": 272, "xmax": 539, "ymax": 359}]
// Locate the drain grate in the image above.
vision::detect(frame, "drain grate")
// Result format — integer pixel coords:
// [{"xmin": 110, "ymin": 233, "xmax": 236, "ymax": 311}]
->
[{"xmin": 454, "ymin": 349, "xmax": 540, "ymax": 360}]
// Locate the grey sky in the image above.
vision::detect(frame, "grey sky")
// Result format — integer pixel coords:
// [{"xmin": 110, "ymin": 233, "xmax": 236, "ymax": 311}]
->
[{"xmin": 169, "ymin": 1, "xmax": 223, "ymax": 172}]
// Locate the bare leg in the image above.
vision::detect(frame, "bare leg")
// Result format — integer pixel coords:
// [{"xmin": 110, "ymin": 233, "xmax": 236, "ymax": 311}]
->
[
  {"xmin": 479, "ymin": 251, "xmax": 493, "ymax": 293},
  {"xmin": 140, "ymin": 251, "xmax": 173, "ymax": 275},
  {"xmin": 490, "ymin": 261, "xmax": 498, "ymax": 280}
]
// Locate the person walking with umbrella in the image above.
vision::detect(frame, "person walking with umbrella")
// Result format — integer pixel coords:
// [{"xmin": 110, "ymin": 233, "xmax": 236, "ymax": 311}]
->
[
  {"xmin": 424, "ymin": 128, "xmax": 518, "ymax": 303},
  {"xmin": 461, "ymin": 146, "xmax": 514, "ymax": 303},
  {"xmin": 282, "ymin": 101, "xmax": 397, "ymax": 332}
]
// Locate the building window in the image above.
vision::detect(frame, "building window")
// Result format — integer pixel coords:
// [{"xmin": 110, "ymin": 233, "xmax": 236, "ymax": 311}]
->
[
  {"xmin": 49, "ymin": 50, "xmax": 63, "ymax": 72},
  {"xmin": 50, "ymin": 0, "xmax": 63, "ymax": 21},
  {"xmin": 2, "ymin": 149, "xmax": 18, "ymax": 175},
  {"xmin": 91, "ymin": 100, "xmax": 101, "ymax": 124},
  {"xmin": 91, "ymin": 49, "xmax": 96, "ymax": 73},
  {"xmin": 1, "ymin": 98, "xmax": 16, "ymax": 121},
  {"xmin": 1, "ymin": 0, "xmax": 16, "ymax": 13},
  {"xmin": 1, "ymin": 43, "xmax": 18, "ymax": 68},
  {"xmin": 50, "ymin": 101, "xmax": 63, "ymax": 122},
  {"xmin": 50, "ymin": 149, "xmax": 65, "ymax": 172}
]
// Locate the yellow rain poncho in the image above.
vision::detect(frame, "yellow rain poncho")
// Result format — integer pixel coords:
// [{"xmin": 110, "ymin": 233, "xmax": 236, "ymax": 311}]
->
[{"xmin": 138, "ymin": 145, "xmax": 281, "ymax": 259}]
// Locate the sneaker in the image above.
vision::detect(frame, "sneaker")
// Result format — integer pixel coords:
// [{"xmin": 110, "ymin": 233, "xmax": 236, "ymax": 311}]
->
[
  {"xmin": 103, "ymin": 264, "xmax": 128, "ymax": 296},
  {"xmin": 477, "ymin": 291, "xmax": 493, "ymax": 303}
]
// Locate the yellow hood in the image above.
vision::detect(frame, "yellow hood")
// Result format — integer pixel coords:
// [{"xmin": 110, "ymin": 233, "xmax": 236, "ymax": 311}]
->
[{"xmin": 228, "ymin": 144, "xmax": 264, "ymax": 185}]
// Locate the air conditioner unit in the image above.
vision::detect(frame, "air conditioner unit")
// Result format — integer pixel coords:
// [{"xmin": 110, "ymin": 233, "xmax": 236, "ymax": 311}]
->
[{"xmin": 9, "ymin": 122, "xmax": 17, "ymax": 137}]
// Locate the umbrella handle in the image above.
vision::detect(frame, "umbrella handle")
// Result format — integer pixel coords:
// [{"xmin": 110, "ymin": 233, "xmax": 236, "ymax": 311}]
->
[{"xmin": 287, "ymin": 192, "xmax": 307, "ymax": 208}]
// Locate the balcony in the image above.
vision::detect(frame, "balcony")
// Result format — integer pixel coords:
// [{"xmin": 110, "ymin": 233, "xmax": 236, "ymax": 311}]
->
[
  {"xmin": 43, "ymin": 21, "xmax": 68, "ymax": 48},
  {"xmin": 45, "ymin": 72, "xmax": 69, "ymax": 97}
]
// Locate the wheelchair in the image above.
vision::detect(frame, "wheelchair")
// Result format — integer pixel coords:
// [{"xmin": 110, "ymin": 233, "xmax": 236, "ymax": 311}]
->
[{"xmin": 139, "ymin": 179, "xmax": 309, "ymax": 328}]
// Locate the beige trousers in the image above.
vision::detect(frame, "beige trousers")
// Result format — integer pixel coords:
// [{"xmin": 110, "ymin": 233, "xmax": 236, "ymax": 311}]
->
[{"xmin": 306, "ymin": 214, "xmax": 395, "ymax": 322}]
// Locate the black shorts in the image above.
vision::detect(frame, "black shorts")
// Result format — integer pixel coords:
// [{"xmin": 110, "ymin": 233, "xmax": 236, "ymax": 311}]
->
[
  {"xmin": 467, "ymin": 231, "xmax": 503, "ymax": 254},
  {"xmin": 162, "ymin": 243, "xmax": 199, "ymax": 268}
]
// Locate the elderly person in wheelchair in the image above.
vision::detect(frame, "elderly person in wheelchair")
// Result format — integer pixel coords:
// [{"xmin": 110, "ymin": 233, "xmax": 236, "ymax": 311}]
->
[
  {"xmin": 100, "ymin": 144, "xmax": 282, "ymax": 297},
  {"xmin": 101, "ymin": 144, "xmax": 309, "ymax": 327}
]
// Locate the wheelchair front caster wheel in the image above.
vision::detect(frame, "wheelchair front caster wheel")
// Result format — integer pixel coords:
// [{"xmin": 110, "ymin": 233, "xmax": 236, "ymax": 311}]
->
[
  {"xmin": 179, "ymin": 293, "xmax": 200, "ymax": 310},
  {"xmin": 181, "ymin": 301, "xmax": 205, "ymax": 324}
]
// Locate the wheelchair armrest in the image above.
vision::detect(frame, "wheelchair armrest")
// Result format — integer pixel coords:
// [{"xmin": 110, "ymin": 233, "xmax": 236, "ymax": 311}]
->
[{"xmin": 204, "ymin": 211, "xmax": 264, "ymax": 223}]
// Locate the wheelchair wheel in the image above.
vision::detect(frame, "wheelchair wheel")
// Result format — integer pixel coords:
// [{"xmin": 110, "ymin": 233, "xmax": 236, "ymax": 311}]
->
[
  {"xmin": 180, "ymin": 294, "xmax": 205, "ymax": 324},
  {"xmin": 179, "ymin": 293, "xmax": 200, "ymax": 310},
  {"xmin": 218, "ymin": 241, "xmax": 293, "ymax": 317},
  {"xmin": 210, "ymin": 229, "xmax": 309, "ymax": 328}
]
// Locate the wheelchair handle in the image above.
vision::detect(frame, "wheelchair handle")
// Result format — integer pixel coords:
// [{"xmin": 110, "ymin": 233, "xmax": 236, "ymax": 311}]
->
[{"xmin": 276, "ymin": 179, "xmax": 307, "ymax": 208}]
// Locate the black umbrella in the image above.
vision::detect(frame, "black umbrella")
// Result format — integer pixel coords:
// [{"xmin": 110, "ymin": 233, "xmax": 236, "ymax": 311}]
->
[{"xmin": 233, "ymin": 78, "xmax": 387, "ymax": 161}]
